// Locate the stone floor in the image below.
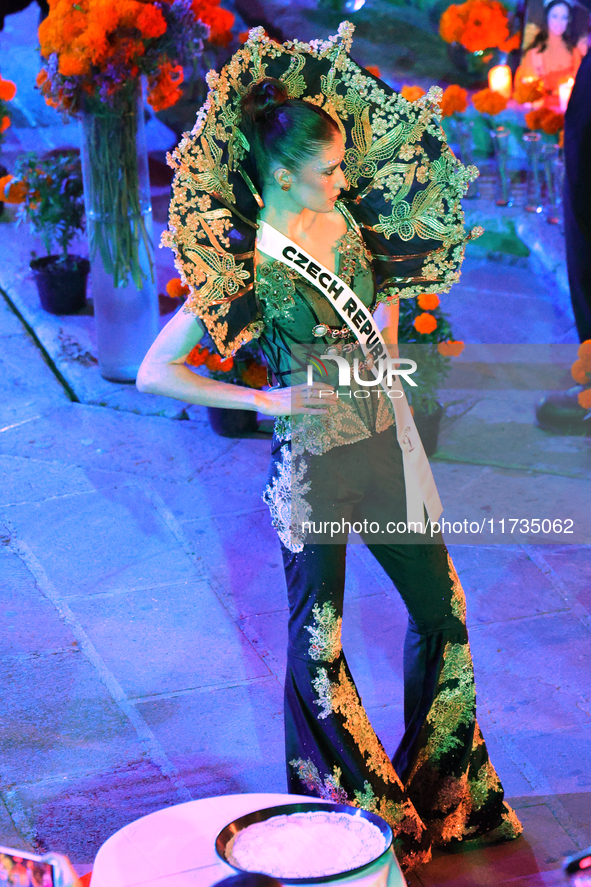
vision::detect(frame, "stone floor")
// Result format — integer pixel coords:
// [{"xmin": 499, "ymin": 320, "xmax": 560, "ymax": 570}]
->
[{"xmin": 1, "ymin": 3, "xmax": 590, "ymax": 886}]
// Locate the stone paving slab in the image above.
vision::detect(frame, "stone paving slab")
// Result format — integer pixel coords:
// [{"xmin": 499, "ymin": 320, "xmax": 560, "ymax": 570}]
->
[
  {"xmin": 0, "ymin": 648, "xmax": 146, "ymax": 787},
  {"xmin": 136, "ymin": 677, "xmax": 286, "ymax": 797},
  {"xmin": 2, "ymin": 485, "xmax": 203, "ymax": 597},
  {"xmin": 70, "ymin": 581, "xmax": 271, "ymax": 698},
  {"xmin": 444, "ymin": 545, "xmax": 569, "ymax": 626},
  {"xmin": 469, "ymin": 612, "xmax": 591, "ymax": 735},
  {"xmin": 9, "ymin": 761, "xmax": 184, "ymax": 859}
]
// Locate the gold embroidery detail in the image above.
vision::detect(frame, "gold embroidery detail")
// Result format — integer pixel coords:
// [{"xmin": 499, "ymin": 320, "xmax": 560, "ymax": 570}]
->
[
  {"xmin": 316, "ymin": 661, "xmax": 403, "ymax": 786},
  {"xmin": 165, "ymin": 22, "xmax": 474, "ymax": 354},
  {"xmin": 306, "ymin": 602, "xmax": 343, "ymax": 662},
  {"xmin": 447, "ymin": 554, "xmax": 467, "ymax": 624}
]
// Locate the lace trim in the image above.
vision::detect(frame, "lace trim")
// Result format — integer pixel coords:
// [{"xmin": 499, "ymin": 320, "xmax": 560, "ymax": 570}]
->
[{"xmin": 262, "ymin": 446, "xmax": 311, "ymax": 552}]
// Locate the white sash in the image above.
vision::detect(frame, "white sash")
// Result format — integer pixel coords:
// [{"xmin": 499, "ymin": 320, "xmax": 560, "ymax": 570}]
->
[{"xmin": 257, "ymin": 220, "xmax": 443, "ymax": 530}]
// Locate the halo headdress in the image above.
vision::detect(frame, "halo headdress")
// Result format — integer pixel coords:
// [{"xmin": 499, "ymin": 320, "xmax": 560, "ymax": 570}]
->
[{"xmin": 164, "ymin": 23, "xmax": 479, "ymax": 357}]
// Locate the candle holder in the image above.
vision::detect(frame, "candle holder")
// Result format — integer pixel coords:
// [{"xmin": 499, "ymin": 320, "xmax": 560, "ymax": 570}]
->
[
  {"xmin": 523, "ymin": 132, "xmax": 544, "ymax": 213},
  {"xmin": 454, "ymin": 118, "xmax": 479, "ymax": 198},
  {"xmin": 541, "ymin": 143, "xmax": 564, "ymax": 226},
  {"xmin": 491, "ymin": 126, "xmax": 513, "ymax": 207}
]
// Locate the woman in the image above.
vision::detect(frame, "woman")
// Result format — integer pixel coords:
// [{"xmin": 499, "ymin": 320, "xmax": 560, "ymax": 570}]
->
[
  {"xmin": 138, "ymin": 26, "xmax": 522, "ymax": 870},
  {"xmin": 519, "ymin": 0, "xmax": 583, "ymax": 110}
]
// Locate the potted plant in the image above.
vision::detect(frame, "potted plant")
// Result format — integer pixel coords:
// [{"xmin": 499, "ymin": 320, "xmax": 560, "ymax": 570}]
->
[
  {"xmin": 1, "ymin": 150, "xmax": 88, "ymax": 314},
  {"xmin": 184, "ymin": 316, "xmax": 268, "ymax": 436},
  {"xmin": 398, "ymin": 293, "xmax": 465, "ymax": 456},
  {"xmin": 0, "ymin": 73, "xmax": 17, "ymax": 217}
]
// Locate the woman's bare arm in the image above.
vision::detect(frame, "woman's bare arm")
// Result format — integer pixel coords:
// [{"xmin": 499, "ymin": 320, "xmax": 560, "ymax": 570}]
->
[{"xmin": 136, "ymin": 307, "xmax": 336, "ymax": 416}]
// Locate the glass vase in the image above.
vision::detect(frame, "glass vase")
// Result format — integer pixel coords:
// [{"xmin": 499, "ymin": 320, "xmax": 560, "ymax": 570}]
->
[
  {"xmin": 541, "ymin": 142, "xmax": 563, "ymax": 226},
  {"xmin": 491, "ymin": 126, "xmax": 513, "ymax": 207},
  {"xmin": 523, "ymin": 131, "xmax": 543, "ymax": 214},
  {"xmin": 454, "ymin": 118, "xmax": 479, "ymax": 198},
  {"xmin": 79, "ymin": 80, "xmax": 159, "ymax": 382}
]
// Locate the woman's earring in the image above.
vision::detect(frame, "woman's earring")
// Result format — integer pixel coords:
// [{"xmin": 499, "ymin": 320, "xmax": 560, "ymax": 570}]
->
[{"xmin": 281, "ymin": 182, "xmax": 291, "ymax": 192}]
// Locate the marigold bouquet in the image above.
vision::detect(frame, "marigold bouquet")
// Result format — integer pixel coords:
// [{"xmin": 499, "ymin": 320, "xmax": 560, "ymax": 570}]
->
[
  {"xmin": 472, "ymin": 87, "xmax": 508, "ymax": 115},
  {"xmin": 186, "ymin": 335, "xmax": 268, "ymax": 389},
  {"xmin": 525, "ymin": 107, "xmax": 564, "ymax": 136},
  {"xmin": 440, "ymin": 84, "xmax": 469, "ymax": 118},
  {"xmin": 36, "ymin": 0, "xmax": 229, "ymax": 114},
  {"xmin": 36, "ymin": 0, "xmax": 233, "ymax": 291},
  {"xmin": 440, "ymin": 0, "xmax": 520, "ymax": 54},
  {"xmin": 398, "ymin": 294, "xmax": 464, "ymax": 414},
  {"xmin": 0, "ymin": 74, "xmax": 17, "ymax": 146}
]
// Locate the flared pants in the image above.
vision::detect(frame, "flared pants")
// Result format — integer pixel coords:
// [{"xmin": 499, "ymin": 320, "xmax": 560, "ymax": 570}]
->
[{"xmin": 267, "ymin": 428, "xmax": 522, "ymax": 870}]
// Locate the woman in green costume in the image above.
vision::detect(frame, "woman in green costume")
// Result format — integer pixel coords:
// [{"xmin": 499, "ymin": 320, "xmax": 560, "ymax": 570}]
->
[{"xmin": 137, "ymin": 25, "xmax": 522, "ymax": 870}]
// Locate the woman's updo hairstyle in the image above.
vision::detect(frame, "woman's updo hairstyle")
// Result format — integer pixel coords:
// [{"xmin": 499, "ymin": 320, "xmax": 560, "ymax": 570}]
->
[{"xmin": 240, "ymin": 78, "xmax": 340, "ymax": 185}]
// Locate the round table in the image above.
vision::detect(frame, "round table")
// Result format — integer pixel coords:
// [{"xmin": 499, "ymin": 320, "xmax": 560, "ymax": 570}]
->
[{"xmin": 90, "ymin": 792, "xmax": 406, "ymax": 887}]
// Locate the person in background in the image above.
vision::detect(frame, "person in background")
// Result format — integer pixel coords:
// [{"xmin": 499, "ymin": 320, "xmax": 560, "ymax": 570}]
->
[
  {"xmin": 536, "ymin": 48, "xmax": 591, "ymax": 431},
  {"xmin": 519, "ymin": 0, "xmax": 583, "ymax": 109}
]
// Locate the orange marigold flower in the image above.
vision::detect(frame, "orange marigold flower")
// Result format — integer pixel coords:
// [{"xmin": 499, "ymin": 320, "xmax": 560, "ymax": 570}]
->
[
  {"xmin": 147, "ymin": 62, "xmax": 184, "ymax": 112},
  {"xmin": 571, "ymin": 359, "xmax": 589, "ymax": 385},
  {"xmin": 577, "ymin": 340, "xmax": 591, "ymax": 372},
  {"xmin": 417, "ymin": 293, "xmax": 440, "ymax": 310},
  {"xmin": 166, "ymin": 278, "xmax": 190, "ymax": 299},
  {"xmin": 0, "ymin": 116, "xmax": 10, "ymax": 133},
  {"xmin": 437, "ymin": 340, "xmax": 465, "ymax": 356},
  {"xmin": 578, "ymin": 388, "xmax": 591, "ymax": 410},
  {"xmin": 136, "ymin": 4, "xmax": 167, "ymax": 39},
  {"xmin": 513, "ymin": 77, "xmax": 545, "ymax": 104},
  {"xmin": 186, "ymin": 344, "xmax": 209, "ymax": 367},
  {"xmin": 36, "ymin": 70, "xmax": 49, "ymax": 88},
  {"xmin": 472, "ymin": 87, "xmax": 508, "ymax": 115},
  {"xmin": 0, "ymin": 175, "xmax": 28, "ymax": 204},
  {"xmin": 524, "ymin": 108, "xmax": 551, "ymax": 130},
  {"xmin": 58, "ymin": 51, "xmax": 90, "ymax": 77},
  {"xmin": 440, "ymin": 84, "xmax": 468, "ymax": 117},
  {"xmin": 440, "ymin": 0, "xmax": 512, "ymax": 52},
  {"xmin": 0, "ymin": 76, "xmax": 17, "ymax": 102},
  {"xmin": 413, "ymin": 312, "xmax": 438, "ymax": 334},
  {"xmin": 238, "ymin": 31, "xmax": 249, "ymax": 43},
  {"xmin": 205, "ymin": 352, "xmax": 225, "ymax": 371},
  {"xmin": 241, "ymin": 362, "xmax": 268, "ymax": 389},
  {"xmin": 439, "ymin": 4, "xmax": 465, "ymax": 44},
  {"xmin": 191, "ymin": 0, "xmax": 234, "ymax": 46},
  {"xmin": 540, "ymin": 111, "xmax": 564, "ymax": 135},
  {"xmin": 365, "ymin": 65, "xmax": 382, "ymax": 79},
  {"xmin": 401, "ymin": 85, "xmax": 426, "ymax": 103}
]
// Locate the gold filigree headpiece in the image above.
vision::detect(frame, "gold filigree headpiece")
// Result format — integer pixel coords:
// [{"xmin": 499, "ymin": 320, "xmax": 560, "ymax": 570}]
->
[{"xmin": 164, "ymin": 23, "xmax": 479, "ymax": 356}]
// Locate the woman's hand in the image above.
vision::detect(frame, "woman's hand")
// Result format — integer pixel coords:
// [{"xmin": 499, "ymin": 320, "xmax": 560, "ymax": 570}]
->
[{"xmin": 257, "ymin": 382, "xmax": 338, "ymax": 416}]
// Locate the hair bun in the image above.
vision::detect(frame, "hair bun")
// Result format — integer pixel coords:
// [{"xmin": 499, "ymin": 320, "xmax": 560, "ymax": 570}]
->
[{"xmin": 242, "ymin": 78, "xmax": 289, "ymax": 124}]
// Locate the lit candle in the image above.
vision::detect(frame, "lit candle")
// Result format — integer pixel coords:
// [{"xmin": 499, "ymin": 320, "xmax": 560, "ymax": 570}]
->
[
  {"xmin": 488, "ymin": 64, "xmax": 513, "ymax": 99},
  {"xmin": 558, "ymin": 78, "xmax": 574, "ymax": 113}
]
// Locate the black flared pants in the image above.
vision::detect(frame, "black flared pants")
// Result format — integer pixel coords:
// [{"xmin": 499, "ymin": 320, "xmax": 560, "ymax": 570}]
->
[{"xmin": 271, "ymin": 429, "xmax": 521, "ymax": 869}]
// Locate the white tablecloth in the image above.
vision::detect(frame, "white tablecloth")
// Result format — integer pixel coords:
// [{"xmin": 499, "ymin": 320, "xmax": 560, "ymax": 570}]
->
[{"xmin": 90, "ymin": 793, "xmax": 406, "ymax": 887}]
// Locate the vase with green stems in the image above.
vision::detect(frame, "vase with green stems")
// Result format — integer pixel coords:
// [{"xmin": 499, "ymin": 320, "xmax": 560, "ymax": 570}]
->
[
  {"xmin": 541, "ymin": 142, "xmax": 563, "ymax": 226},
  {"xmin": 523, "ymin": 131, "xmax": 543, "ymax": 214},
  {"xmin": 79, "ymin": 79, "xmax": 158, "ymax": 382},
  {"xmin": 491, "ymin": 126, "xmax": 513, "ymax": 207}
]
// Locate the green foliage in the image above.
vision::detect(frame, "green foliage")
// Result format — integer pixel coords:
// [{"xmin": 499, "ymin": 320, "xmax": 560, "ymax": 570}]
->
[{"xmin": 13, "ymin": 150, "xmax": 85, "ymax": 261}]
